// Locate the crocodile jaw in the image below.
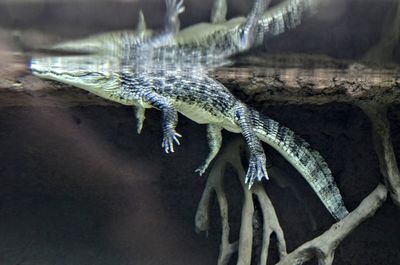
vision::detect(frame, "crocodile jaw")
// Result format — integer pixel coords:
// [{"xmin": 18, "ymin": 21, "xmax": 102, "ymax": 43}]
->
[{"xmin": 30, "ymin": 55, "xmax": 121, "ymax": 99}]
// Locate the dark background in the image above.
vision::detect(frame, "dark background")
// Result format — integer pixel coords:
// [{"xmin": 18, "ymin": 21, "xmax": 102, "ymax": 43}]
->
[
  {"xmin": 0, "ymin": 0, "xmax": 399, "ymax": 264},
  {"xmin": 0, "ymin": 0, "xmax": 398, "ymax": 61},
  {"xmin": 1, "ymin": 105, "xmax": 399, "ymax": 264}
]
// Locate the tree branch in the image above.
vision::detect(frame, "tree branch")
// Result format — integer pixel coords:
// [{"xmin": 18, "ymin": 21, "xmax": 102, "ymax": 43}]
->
[
  {"xmin": 276, "ymin": 183, "xmax": 387, "ymax": 265},
  {"xmin": 195, "ymin": 137, "xmax": 287, "ymax": 265},
  {"xmin": 1, "ymin": 53, "xmax": 399, "ymax": 107},
  {"xmin": 196, "ymin": 135, "xmax": 388, "ymax": 265},
  {"xmin": 358, "ymin": 102, "xmax": 400, "ymax": 207}
]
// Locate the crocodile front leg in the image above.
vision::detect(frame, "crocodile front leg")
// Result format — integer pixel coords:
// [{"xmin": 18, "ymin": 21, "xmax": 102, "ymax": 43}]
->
[
  {"xmin": 239, "ymin": 0, "xmax": 269, "ymax": 50},
  {"xmin": 211, "ymin": 0, "xmax": 227, "ymax": 24},
  {"xmin": 196, "ymin": 124, "xmax": 222, "ymax": 175},
  {"xmin": 141, "ymin": 90, "xmax": 181, "ymax": 153},
  {"xmin": 165, "ymin": 0, "xmax": 185, "ymax": 34},
  {"xmin": 234, "ymin": 103, "xmax": 268, "ymax": 187},
  {"xmin": 141, "ymin": 0, "xmax": 184, "ymax": 48},
  {"xmin": 134, "ymin": 106, "xmax": 146, "ymax": 134}
]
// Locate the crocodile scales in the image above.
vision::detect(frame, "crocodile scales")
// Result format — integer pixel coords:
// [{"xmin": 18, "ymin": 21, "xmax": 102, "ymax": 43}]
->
[{"xmin": 30, "ymin": 0, "xmax": 349, "ymax": 220}]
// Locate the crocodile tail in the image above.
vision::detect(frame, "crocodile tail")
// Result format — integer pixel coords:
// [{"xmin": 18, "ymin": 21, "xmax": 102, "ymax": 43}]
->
[{"xmin": 250, "ymin": 108, "xmax": 349, "ymax": 220}]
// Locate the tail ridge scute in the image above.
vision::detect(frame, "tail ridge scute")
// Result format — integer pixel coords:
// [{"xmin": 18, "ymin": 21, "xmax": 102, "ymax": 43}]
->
[{"xmin": 249, "ymin": 108, "xmax": 349, "ymax": 220}]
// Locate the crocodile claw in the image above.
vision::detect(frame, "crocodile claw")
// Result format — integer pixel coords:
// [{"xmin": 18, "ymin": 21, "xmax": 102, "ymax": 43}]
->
[
  {"xmin": 166, "ymin": 0, "xmax": 185, "ymax": 16},
  {"xmin": 195, "ymin": 166, "xmax": 206, "ymax": 176},
  {"xmin": 245, "ymin": 155, "xmax": 269, "ymax": 188},
  {"xmin": 176, "ymin": 0, "xmax": 185, "ymax": 14},
  {"xmin": 162, "ymin": 129, "xmax": 182, "ymax": 153}
]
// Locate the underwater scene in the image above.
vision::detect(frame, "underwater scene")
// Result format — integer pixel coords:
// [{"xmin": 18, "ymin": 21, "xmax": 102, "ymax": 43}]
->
[{"xmin": 0, "ymin": 0, "xmax": 400, "ymax": 264}]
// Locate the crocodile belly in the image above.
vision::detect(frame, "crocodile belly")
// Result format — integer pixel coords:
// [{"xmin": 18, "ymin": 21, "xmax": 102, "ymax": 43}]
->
[{"xmin": 177, "ymin": 102, "xmax": 225, "ymax": 125}]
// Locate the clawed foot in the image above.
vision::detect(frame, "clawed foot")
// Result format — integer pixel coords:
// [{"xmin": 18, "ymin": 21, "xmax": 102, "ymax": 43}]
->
[
  {"xmin": 195, "ymin": 165, "xmax": 207, "ymax": 176},
  {"xmin": 162, "ymin": 129, "xmax": 182, "ymax": 153},
  {"xmin": 245, "ymin": 155, "xmax": 268, "ymax": 188},
  {"xmin": 166, "ymin": 0, "xmax": 185, "ymax": 17}
]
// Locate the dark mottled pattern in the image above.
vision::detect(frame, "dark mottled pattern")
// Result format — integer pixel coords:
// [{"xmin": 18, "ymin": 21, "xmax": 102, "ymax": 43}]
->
[
  {"xmin": 177, "ymin": 28, "xmax": 242, "ymax": 57},
  {"xmin": 124, "ymin": 0, "xmax": 265, "ymax": 63},
  {"xmin": 124, "ymin": 46, "xmax": 231, "ymax": 72},
  {"xmin": 249, "ymin": 108, "xmax": 349, "ymax": 220},
  {"xmin": 259, "ymin": 0, "xmax": 312, "ymax": 38},
  {"xmin": 116, "ymin": 58, "xmax": 349, "ymax": 220},
  {"xmin": 118, "ymin": 71, "xmax": 237, "ymax": 118}
]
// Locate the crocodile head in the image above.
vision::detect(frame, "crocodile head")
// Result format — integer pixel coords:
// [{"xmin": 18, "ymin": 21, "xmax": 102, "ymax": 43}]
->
[{"xmin": 30, "ymin": 55, "xmax": 121, "ymax": 100}]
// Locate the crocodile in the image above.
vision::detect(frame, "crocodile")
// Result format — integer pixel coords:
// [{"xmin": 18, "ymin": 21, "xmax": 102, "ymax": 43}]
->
[
  {"xmin": 30, "ymin": 0, "xmax": 349, "ymax": 220},
  {"xmin": 46, "ymin": 0, "xmax": 325, "ymax": 56}
]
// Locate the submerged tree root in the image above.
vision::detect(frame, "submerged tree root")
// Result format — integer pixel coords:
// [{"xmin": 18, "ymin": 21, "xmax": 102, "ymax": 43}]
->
[
  {"xmin": 276, "ymin": 184, "xmax": 387, "ymax": 265},
  {"xmin": 195, "ymin": 137, "xmax": 388, "ymax": 265},
  {"xmin": 195, "ymin": 138, "xmax": 286, "ymax": 265},
  {"xmin": 359, "ymin": 103, "xmax": 400, "ymax": 208}
]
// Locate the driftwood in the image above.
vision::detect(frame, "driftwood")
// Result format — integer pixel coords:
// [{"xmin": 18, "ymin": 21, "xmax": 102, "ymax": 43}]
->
[
  {"xmin": 358, "ymin": 103, "xmax": 400, "ymax": 207},
  {"xmin": 0, "ymin": 52, "xmax": 399, "ymax": 107},
  {"xmin": 275, "ymin": 183, "xmax": 387, "ymax": 265},
  {"xmin": 217, "ymin": 62, "xmax": 400, "ymax": 106},
  {"xmin": 196, "ymin": 136, "xmax": 387, "ymax": 265},
  {"xmin": 195, "ymin": 138, "xmax": 286, "ymax": 265}
]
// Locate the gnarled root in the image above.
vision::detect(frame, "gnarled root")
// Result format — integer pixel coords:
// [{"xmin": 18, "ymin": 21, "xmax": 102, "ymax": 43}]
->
[
  {"xmin": 195, "ymin": 137, "xmax": 286, "ymax": 265},
  {"xmin": 195, "ymin": 136, "xmax": 388, "ymax": 265},
  {"xmin": 276, "ymin": 183, "xmax": 387, "ymax": 265},
  {"xmin": 359, "ymin": 102, "xmax": 400, "ymax": 208}
]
